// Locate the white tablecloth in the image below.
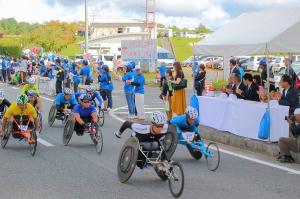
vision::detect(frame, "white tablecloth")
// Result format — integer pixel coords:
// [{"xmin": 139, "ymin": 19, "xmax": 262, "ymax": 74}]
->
[{"xmin": 197, "ymin": 96, "xmax": 289, "ymax": 142}]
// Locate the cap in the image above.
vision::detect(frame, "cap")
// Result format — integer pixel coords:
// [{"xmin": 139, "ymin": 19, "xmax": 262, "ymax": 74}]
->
[
  {"xmin": 294, "ymin": 108, "xmax": 300, "ymax": 115},
  {"xmin": 135, "ymin": 65, "xmax": 141, "ymax": 70}
]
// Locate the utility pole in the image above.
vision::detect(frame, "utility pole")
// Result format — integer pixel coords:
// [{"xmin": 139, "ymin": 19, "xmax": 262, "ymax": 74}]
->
[{"xmin": 85, "ymin": 0, "xmax": 89, "ymax": 54}]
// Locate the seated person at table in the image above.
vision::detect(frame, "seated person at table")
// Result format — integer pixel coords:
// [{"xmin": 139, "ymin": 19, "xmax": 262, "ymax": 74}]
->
[
  {"xmin": 169, "ymin": 106, "xmax": 200, "ymax": 142},
  {"xmin": 277, "ymin": 108, "xmax": 300, "ymax": 163},
  {"xmin": 272, "ymin": 75, "xmax": 299, "ymax": 115},
  {"xmin": 259, "ymin": 82, "xmax": 277, "ymax": 102},
  {"xmin": 223, "ymin": 73, "xmax": 246, "ymax": 99},
  {"xmin": 236, "ymin": 73, "xmax": 259, "ymax": 101}
]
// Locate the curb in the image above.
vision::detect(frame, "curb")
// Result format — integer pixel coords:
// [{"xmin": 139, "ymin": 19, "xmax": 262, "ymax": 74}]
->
[{"xmin": 200, "ymin": 125, "xmax": 300, "ymax": 162}]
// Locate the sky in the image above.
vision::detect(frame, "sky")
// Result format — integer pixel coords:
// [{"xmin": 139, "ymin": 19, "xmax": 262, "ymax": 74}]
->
[{"xmin": 0, "ymin": 0, "xmax": 300, "ymax": 29}]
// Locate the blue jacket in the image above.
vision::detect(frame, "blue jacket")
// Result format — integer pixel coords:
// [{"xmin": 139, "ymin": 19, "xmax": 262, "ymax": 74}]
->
[
  {"xmin": 40, "ymin": 65, "xmax": 46, "ymax": 75},
  {"xmin": 55, "ymin": 93, "xmax": 77, "ymax": 107},
  {"xmin": 122, "ymin": 72, "xmax": 134, "ymax": 93},
  {"xmin": 1, "ymin": 60, "xmax": 6, "ymax": 70},
  {"xmin": 99, "ymin": 72, "xmax": 110, "ymax": 90},
  {"xmin": 71, "ymin": 69, "xmax": 81, "ymax": 84},
  {"xmin": 158, "ymin": 65, "xmax": 167, "ymax": 77},
  {"xmin": 169, "ymin": 115, "xmax": 199, "ymax": 131},
  {"xmin": 80, "ymin": 66, "xmax": 93, "ymax": 81},
  {"xmin": 133, "ymin": 73, "xmax": 145, "ymax": 94}
]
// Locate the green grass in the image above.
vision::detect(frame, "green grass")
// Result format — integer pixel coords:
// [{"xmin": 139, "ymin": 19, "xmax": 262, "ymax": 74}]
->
[
  {"xmin": 59, "ymin": 43, "xmax": 83, "ymax": 58},
  {"xmin": 213, "ymin": 79, "xmax": 228, "ymax": 91},
  {"xmin": 170, "ymin": 37, "xmax": 201, "ymax": 62}
]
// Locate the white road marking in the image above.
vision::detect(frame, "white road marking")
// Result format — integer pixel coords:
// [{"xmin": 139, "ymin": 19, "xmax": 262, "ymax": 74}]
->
[
  {"xmin": 111, "ymin": 105, "xmax": 300, "ymax": 176},
  {"xmin": 40, "ymin": 96, "xmax": 54, "ymax": 102},
  {"xmin": 12, "ymin": 87, "xmax": 19, "ymax": 90},
  {"xmin": 37, "ymin": 138, "xmax": 55, "ymax": 147},
  {"xmin": 114, "ymin": 111, "xmax": 154, "ymax": 115}
]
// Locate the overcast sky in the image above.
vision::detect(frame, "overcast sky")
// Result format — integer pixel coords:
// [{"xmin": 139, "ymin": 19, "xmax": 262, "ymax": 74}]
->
[{"xmin": 0, "ymin": 0, "xmax": 299, "ymax": 29}]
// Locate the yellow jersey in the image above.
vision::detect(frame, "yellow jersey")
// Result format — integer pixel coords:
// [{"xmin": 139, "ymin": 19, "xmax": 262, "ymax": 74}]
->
[{"xmin": 4, "ymin": 102, "xmax": 37, "ymax": 119}]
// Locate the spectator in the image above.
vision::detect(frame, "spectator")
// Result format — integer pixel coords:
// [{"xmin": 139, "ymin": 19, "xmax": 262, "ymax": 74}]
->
[
  {"xmin": 127, "ymin": 65, "xmax": 145, "ymax": 120},
  {"xmin": 273, "ymin": 74, "xmax": 299, "ymax": 115},
  {"xmin": 229, "ymin": 58, "xmax": 240, "ymax": 76},
  {"xmin": 236, "ymin": 73, "xmax": 259, "ymax": 101},
  {"xmin": 284, "ymin": 58, "xmax": 298, "ymax": 88},
  {"xmin": 171, "ymin": 62, "xmax": 186, "ymax": 116},
  {"xmin": 6, "ymin": 57, "xmax": 12, "ymax": 82},
  {"xmin": 277, "ymin": 108, "xmax": 300, "ymax": 163},
  {"xmin": 71, "ymin": 62, "xmax": 80, "ymax": 93},
  {"xmin": 253, "ymin": 75, "xmax": 262, "ymax": 86},
  {"xmin": 80, "ymin": 60, "xmax": 93, "ymax": 85},
  {"xmin": 99, "ymin": 65, "xmax": 111, "ymax": 111},
  {"xmin": 107, "ymin": 72, "xmax": 114, "ymax": 110},
  {"xmin": 120, "ymin": 63, "xmax": 135, "ymax": 118},
  {"xmin": 224, "ymin": 73, "xmax": 246, "ymax": 98},
  {"xmin": 161, "ymin": 70, "xmax": 173, "ymax": 120},
  {"xmin": 19, "ymin": 55, "xmax": 28, "ymax": 84},
  {"xmin": 1, "ymin": 56, "xmax": 7, "ymax": 82},
  {"xmin": 158, "ymin": 62, "xmax": 167, "ymax": 87},
  {"xmin": 194, "ymin": 63, "xmax": 206, "ymax": 96},
  {"xmin": 55, "ymin": 58, "xmax": 64, "ymax": 94}
]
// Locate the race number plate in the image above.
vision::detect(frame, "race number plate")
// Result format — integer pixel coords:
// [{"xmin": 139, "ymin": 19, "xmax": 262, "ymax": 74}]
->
[
  {"xmin": 182, "ymin": 132, "xmax": 195, "ymax": 142},
  {"xmin": 19, "ymin": 125, "xmax": 28, "ymax": 131}
]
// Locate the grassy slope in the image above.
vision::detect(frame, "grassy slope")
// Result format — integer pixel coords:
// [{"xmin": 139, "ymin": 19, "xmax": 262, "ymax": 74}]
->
[
  {"xmin": 170, "ymin": 37, "xmax": 200, "ymax": 62},
  {"xmin": 59, "ymin": 43, "xmax": 83, "ymax": 58}
]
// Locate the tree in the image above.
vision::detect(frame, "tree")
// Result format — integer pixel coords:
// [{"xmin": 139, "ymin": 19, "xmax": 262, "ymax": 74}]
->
[{"xmin": 194, "ymin": 23, "xmax": 212, "ymax": 34}]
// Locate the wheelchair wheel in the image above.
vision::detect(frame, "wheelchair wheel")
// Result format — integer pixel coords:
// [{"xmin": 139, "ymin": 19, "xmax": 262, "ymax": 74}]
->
[
  {"xmin": 63, "ymin": 120, "xmax": 74, "ymax": 146},
  {"xmin": 154, "ymin": 164, "xmax": 168, "ymax": 181},
  {"xmin": 168, "ymin": 161, "xmax": 184, "ymax": 198},
  {"xmin": 98, "ymin": 109, "xmax": 105, "ymax": 127},
  {"xmin": 117, "ymin": 137, "xmax": 138, "ymax": 183},
  {"xmin": 205, "ymin": 142, "xmax": 220, "ymax": 171},
  {"xmin": 38, "ymin": 112, "xmax": 43, "ymax": 134},
  {"xmin": 163, "ymin": 125, "xmax": 178, "ymax": 160},
  {"xmin": 48, "ymin": 105, "xmax": 56, "ymax": 127},
  {"xmin": 90, "ymin": 124, "xmax": 103, "ymax": 154},
  {"xmin": 187, "ymin": 135, "xmax": 203, "ymax": 160},
  {"xmin": 1, "ymin": 122, "xmax": 12, "ymax": 149},
  {"xmin": 29, "ymin": 130, "xmax": 37, "ymax": 156}
]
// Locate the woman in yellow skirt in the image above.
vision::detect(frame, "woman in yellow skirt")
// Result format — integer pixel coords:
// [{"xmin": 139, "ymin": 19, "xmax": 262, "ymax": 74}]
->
[{"xmin": 171, "ymin": 62, "xmax": 186, "ymax": 116}]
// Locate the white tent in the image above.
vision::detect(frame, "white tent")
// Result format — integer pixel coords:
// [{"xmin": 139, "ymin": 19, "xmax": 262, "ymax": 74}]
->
[{"xmin": 193, "ymin": 7, "xmax": 300, "ymax": 78}]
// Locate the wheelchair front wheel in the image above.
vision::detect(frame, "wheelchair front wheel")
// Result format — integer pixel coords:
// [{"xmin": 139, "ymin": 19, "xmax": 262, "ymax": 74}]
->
[
  {"xmin": 168, "ymin": 161, "xmax": 184, "ymax": 198},
  {"xmin": 98, "ymin": 109, "xmax": 105, "ymax": 127},
  {"xmin": 48, "ymin": 105, "xmax": 56, "ymax": 127},
  {"xmin": 205, "ymin": 142, "xmax": 220, "ymax": 171},
  {"xmin": 154, "ymin": 164, "xmax": 168, "ymax": 181},
  {"xmin": 29, "ymin": 130, "xmax": 37, "ymax": 156},
  {"xmin": 90, "ymin": 125, "xmax": 103, "ymax": 154},
  {"xmin": 63, "ymin": 120, "xmax": 74, "ymax": 146},
  {"xmin": 1, "ymin": 122, "xmax": 12, "ymax": 149}
]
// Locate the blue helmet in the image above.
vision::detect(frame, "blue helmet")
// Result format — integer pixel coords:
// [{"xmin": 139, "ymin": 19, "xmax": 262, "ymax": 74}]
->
[
  {"xmin": 129, "ymin": 60, "xmax": 136, "ymax": 67},
  {"xmin": 125, "ymin": 63, "xmax": 133, "ymax": 70},
  {"xmin": 63, "ymin": 58, "xmax": 69, "ymax": 64},
  {"xmin": 259, "ymin": 59, "xmax": 267, "ymax": 66},
  {"xmin": 79, "ymin": 94, "xmax": 91, "ymax": 101},
  {"xmin": 2, "ymin": 56, "xmax": 5, "ymax": 59},
  {"xmin": 102, "ymin": 64, "xmax": 109, "ymax": 69},
  {"xmin": 40, "ymin": 60, "xmax": 45, "ymax": 65},
  {"xmin": 97, "ymin": 60, "xmax": 104, "ymax": 65},
  {"xmin": 82, "ymin": 59, "xmax": 88, "ymax": 66},
  {"xmin": 71, "ymin": 62, "xmax": 77, "ymax": 67}
]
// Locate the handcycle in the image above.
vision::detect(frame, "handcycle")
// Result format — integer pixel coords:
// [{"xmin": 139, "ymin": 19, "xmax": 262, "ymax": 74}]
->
[
  {"xmin": 1, "ymin": 115, "xmax": 38, "ymax": 156},
  {"xmin": 63, "ymin": 116, "xmax": 103, "ymax": 154},
  {"xmin": 117, "ymin": 129, "xmax": 184, "ymax": 198},
  {"xmin": 177, "ymin": 127, "xmax": 220, "ymax": 171},
  {"xmin": 48, "ymin": 102, "xmax": 72, "ymax": 127},
  {"xmin": 90, "ymin": 100, "xmax": 105, "ymax": 127}
]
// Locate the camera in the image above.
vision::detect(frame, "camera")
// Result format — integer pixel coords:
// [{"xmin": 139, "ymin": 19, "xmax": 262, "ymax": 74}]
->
[{"xmin": 285, "ymin": 115, "xmax": 295, "ymax": 121}]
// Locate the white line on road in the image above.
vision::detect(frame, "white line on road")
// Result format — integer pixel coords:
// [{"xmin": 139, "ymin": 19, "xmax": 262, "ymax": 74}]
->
[
  {"xmin": 12, "ymin": 87, "xmax": 19, "ymax": 90},
  {"xmin": 114, "ymin": 111, "xmax": 154, "ymax": 115},
  {"xmin": 40, "ymin": 96, "xmax": 54, "ymax": 102},
  {"xmin": 37, "ymin": 138, "xmax": 55, "ymax": 147},
  {"xmin": 111, "ymin": 105, "xmax": 300, "ymax": 176}
]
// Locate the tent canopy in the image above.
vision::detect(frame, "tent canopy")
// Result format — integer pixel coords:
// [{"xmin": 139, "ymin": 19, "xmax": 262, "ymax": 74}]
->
[{"xmin": 193, "ymin": 8, "xmax": 300, "ymax": 56}]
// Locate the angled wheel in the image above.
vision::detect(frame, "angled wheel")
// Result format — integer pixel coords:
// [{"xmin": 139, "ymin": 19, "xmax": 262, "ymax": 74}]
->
[
  {"xmin": 168, "ymin": 161, "xmax": 184, "ymax": 198},
  {"xmin": 63, "ymin": 120, "xmax": 74, "ymax": 146},
  {"xmin": 163, "ymin": 125, "xmax": 178, "ymax": 160},
  {"xmin": 187, "ymin": 135, "xmax": 203, "ymax": 160},
  {"xmin": 154, "ymin": 164, "xmax": 168, "ymax": 181},
  {"xmin": 90, "ymin": 124, "xmax": 103, "ymax": 154},
  {"xmin": 117, "ymin": 137, "xmax": 139, "ymax": 183},
  {"xmin": 205, "ymin": 142, "xmax": 220, "ymax": 171},
  {"xmin": 48, "ymin": 105, "xmax": 56, "ymax": 127},
  {"xmin": 1, "ymin": 122, "xmax": 12, "ymax": 149},
  {"xmin": 29, "ymin": 130, "xmax": 37, "ymax": 156},
  {"xmin": 98, "ymin": 109, "xmax": 105, "ymax": 127},
  {"xmin": 38, "ymin": 112, "xmax": 43, "ymax": 134}
]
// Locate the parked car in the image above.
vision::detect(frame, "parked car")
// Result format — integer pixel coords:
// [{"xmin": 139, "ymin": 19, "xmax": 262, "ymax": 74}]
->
[
  {"xmin": 273, "ymin": 62, "xmax": 300, "ymax": 88},
  {"xmin": 272, "ymin": 56, "xmax": 285, "ymax": 73},
  {"xmin": 245, "ymin": 56, "xmax": 265, "ymax": 71},
  {"xmin": 157, "ymin": 48, "xmax": 175, "ymax": 70}
]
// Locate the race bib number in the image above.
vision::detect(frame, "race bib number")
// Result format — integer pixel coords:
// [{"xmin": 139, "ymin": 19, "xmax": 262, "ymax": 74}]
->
[
  {"xmin": 182, "ymin": 132, "xmax": 195, "ymax": 142},
  {"xmin": 19, "ymin": 125, "xmax": 28, "ymax": 131}
]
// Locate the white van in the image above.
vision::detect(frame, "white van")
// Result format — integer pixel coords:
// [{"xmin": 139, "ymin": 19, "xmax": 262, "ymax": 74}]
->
[{"xmin": 157, "ymin": 48, "xmax": 175, "ymax": 69}]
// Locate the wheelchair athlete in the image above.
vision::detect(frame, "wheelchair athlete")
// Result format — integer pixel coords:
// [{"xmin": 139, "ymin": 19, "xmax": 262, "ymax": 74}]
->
[
  {"xmin": 169, "ymin": 106, "xmax": 201, "ymax": 143},
  {"xmin": 21, "ymin": 77, "xmax": 40, "ymax": 95},
  {"xmin": 72, "ymin": 94, "xmax": 98, "ymax": 136},
  {"xmin": 75, "ymin": 85, "xmax": 103, "ymax": 108},
  {"xmin": 115, "ymin": 111, "xmax": 169, "ymax": 168},
  {"xmin": 55, "ymin": 88, "xmax": 77, "ymax": 119},
  {"xmin": 1, "ymin": 94, "xmax": 39, "ymax": 138},
  {"xmin": 27, "ymin": 90, "xmax": 43, "ymax": 113}
]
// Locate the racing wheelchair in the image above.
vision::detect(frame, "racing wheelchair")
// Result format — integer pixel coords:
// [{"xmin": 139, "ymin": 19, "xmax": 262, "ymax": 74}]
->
[
  {"xmin": 48, "ymin": 102, "xmax": 72, "ymax": 127},
  {"xmin": 177, "ymin": 127, "xmax": 220, "ymax": 171},
  {"xmin": 1, "ymin": 115, "xmax": 38, "ymax": 156},
  {"xmin": 63, "ymin": 116, "xmax": 103, "ymax": 154},
  {"xmin": 117, "ymin": 126, "xmax": 184, "ymax": 198}
]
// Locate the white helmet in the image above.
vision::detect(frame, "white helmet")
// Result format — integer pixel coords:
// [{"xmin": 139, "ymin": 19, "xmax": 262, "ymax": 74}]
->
[
  {"xmin": 185, "ymin": 106, "xmax": 198, "ymax": 120},
  {"xmin": 0, "ymin": 90, "xmax": 5, "ymax": 100},
  {"xmin": 151, "ymin": 111, "xmax": 167, "ymax": 125},
  {"xmin": 63, "ymin": 88, "xmax": 72, "ymax": 95},
  {"xmin": 86, "ymin": 85, "xmax": 94, "ymax": 92},
  {"xmin": 27, "ymin": 77, "xmax": 36, "ymax": 84}
]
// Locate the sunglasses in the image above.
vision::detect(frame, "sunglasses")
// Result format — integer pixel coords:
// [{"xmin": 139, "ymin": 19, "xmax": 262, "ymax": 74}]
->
[
  {"xmin": 82, "ymin": 101, "xmax": 90, "ymax": 104},
  {"xmin": 154, "ymin": 124, "xmax": 164, "ymax": 128}
]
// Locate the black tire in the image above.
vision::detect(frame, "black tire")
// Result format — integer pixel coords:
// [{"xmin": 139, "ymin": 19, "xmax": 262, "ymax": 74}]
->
[
  {"xmin": 187, "ymin": 135, "xmax": 203, "ymax": 160},
  {"xmin": 48, "ymin": 105, "xmax": 56, "ymax": 127},
  {"xmin": 29, "ymin": 130, "xmax": 37, "ymax": 156},
  {"xmin": 63, "ymin": 120, "xmax": 74, "ymax": 146},
  {"xmin": 90, "ymin": 124, "xmax": 103, "ymax": 154},
  {"xmin": 205, "ymin": 142, "xmax": 220, "ymax": 171},
  {"xmin": 168, "ymin": 161, "xmax": 184, "ymax": 198},
  {"xmin": 1, "ymin": 122, "xmax": 12, "ymax": 149},
  {"xmin": 163, "ymin": 125, "xmax": 178, "ymax": 160},
  {"xmin": 154, "ymin": 165, "xmax": 168, "ymax": 181},
  {"xmin": 117, "ymin": 137, "xmax": 138, "ymax": 183},
  {"xmin": 98, "ymin": 109, "xmax": 105, "ymax": 127}
]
